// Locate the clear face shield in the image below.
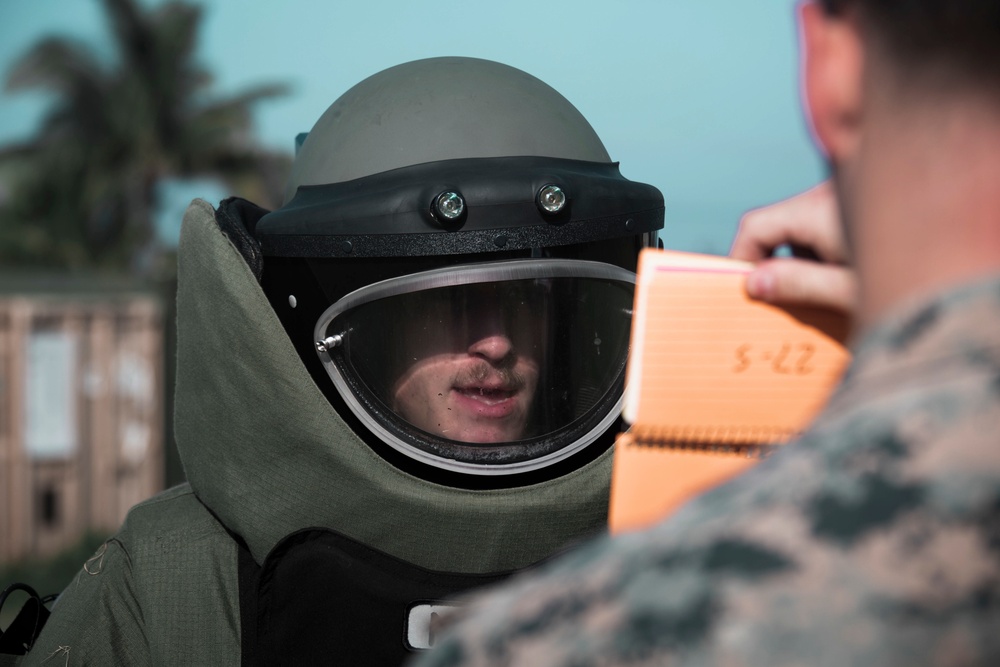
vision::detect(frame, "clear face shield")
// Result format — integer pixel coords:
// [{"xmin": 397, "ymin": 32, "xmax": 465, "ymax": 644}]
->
[{"xmin": 314, "ymin": 259, "xmax": 635, "ymax": 475}]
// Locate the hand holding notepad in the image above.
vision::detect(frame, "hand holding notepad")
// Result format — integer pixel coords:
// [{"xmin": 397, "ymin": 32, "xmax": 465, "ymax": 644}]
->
[{"xmin": 608, "ymin": 249, "xmax": 851, "ymax": 534}]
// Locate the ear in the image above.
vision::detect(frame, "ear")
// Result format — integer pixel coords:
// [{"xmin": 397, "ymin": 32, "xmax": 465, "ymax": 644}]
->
[{"xmin": 799, "ymin": 1, "xmax": 865, "ymax": 163}]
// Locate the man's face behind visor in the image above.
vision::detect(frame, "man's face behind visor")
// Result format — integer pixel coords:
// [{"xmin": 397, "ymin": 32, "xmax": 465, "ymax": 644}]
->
[
  {"xmin": 314, "ymin": 260, "xmax": 635, "ymax": 473},
  {"xmin": 391, "ymin": 282, "xmax": 543, "ymax": 443}
]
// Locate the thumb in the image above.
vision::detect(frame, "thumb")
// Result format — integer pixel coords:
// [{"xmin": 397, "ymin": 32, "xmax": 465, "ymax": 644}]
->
[{"xmin": 745, "ymin": 258, "xmax": 857, "ymax": 314}]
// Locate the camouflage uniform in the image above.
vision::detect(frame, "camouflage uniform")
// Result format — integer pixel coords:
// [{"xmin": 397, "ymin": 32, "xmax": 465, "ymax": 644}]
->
[{"xmin": 413, "ymin": 276, "xmax": 1000, "ymax": 667}]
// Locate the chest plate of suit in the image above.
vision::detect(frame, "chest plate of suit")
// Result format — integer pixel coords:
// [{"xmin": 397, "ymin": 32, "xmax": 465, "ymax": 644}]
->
[{"xmin": 238, "ymin": 528, "xmax": 515, "ymax": 666}]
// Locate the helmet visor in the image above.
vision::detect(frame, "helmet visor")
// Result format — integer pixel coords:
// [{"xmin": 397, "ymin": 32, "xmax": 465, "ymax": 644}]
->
[{"xmin": 314, "ymin": 259, "xmax": 635, "ymax": 474}]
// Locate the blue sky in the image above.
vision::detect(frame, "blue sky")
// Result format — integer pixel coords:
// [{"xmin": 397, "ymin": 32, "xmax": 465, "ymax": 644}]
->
[{"xmin": 0, "ymin": 0, "xmax": 825, "ymax": 254}]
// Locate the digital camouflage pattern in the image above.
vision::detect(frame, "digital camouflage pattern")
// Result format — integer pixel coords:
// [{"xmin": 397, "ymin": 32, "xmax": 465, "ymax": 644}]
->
[{"xmin": 413, "ymin": 276, "xmax": 1000, "ymax": 667}]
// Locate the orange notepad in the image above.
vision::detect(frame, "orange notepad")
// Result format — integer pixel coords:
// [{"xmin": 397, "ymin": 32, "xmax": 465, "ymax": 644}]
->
[{"xmin": 608, "ymin": 249, "xmax": 851, "ymax": 534}]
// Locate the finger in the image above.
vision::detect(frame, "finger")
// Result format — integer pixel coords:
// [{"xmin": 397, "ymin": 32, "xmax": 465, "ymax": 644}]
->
[
  {"xmin": 745, "ymin": 258, "xmax": 857, "ymax": 314},
  {"xmin": 731, "ymin": 182, "xmax": 836, "ymax": 259},
  {"xmin": 729, "ymin": 207, "xmax": 783, "ymax": 262},
  {"xmin": 730, "ymin": 182, "xmax": 845, "ymax": 262}
]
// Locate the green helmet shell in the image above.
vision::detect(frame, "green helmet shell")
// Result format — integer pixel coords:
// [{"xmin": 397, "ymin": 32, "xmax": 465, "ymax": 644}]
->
[{"xmin": 284, "ymin": 57, "xmax": 612, "ymax": 203}]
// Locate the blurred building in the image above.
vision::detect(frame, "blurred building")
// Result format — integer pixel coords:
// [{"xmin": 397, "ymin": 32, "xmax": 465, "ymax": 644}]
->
[{"xmin": 0, "ymin": 277, "xmax": 164, "ymax": 565}]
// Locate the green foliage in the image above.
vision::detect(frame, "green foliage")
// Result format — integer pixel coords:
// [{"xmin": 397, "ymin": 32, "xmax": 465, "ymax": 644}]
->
[
  {"xmin": 0, "ymin": 532, "xmax": 110, "ymax": 629},
  {"xmin": 0, "ymin": 0, "xmax": 291, "ymax": 274}
]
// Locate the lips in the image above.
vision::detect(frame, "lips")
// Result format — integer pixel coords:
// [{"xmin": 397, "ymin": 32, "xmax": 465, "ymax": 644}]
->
[
  {"xmin": 452, "ymin": 384, "xmax": 521, "ymax": 417},
  {"xmin": 456, "ymin": 386, "xmax": 517, "ymax": 404}
]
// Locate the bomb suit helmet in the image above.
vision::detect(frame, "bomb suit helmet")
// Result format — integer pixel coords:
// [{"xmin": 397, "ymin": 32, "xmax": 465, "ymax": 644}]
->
[{"xmin": 254, "ymin": 57, "xmax": 663, "ymax": 484}]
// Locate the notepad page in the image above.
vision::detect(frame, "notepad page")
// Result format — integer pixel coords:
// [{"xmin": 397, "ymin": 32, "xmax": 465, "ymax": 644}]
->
[
  {"xmin": 608, "ymin": 431, "xmax": 763, "ymax": 534},
  {"xmin": 609, "ymin": 249, "xmax": 851, "ymax": 534},
  {"xmin": 622, "ymin": 249, "xmax": 850, "ymax": 443}
]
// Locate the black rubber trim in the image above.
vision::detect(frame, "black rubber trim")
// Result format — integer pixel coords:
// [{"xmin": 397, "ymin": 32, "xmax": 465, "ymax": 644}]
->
[
  {"xmin": 256, "ymin": 156, "xmax": 664, "ymax": 258},
  {"xmin": 260, "ymin": 209, "xmax": 661, "ymax": 258}
]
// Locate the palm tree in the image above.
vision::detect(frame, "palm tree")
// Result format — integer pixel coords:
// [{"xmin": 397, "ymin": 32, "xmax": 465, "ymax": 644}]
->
[{"xmin": 0, "ymin": 0, "xmax": 291, "ymax": 273}]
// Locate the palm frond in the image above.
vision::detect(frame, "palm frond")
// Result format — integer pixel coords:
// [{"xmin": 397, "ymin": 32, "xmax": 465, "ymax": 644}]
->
[
  {"xmin": 5, "ymin": 37, "xmax": 106, "ymax": 96},
  {"xmin": 2, "ymin": 0, "xmax": 294, "ymax": 273}
]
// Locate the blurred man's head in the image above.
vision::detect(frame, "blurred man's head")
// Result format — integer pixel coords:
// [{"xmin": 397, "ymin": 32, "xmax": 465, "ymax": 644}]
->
[{"xmin": 800, "ymin": 0, "xmax": 1000, "ymax": 329}]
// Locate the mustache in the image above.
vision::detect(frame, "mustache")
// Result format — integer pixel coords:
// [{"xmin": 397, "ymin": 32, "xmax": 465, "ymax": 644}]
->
[{"xmin": 454, "ymin": 360, "xmax": 527, "ymax": 391}]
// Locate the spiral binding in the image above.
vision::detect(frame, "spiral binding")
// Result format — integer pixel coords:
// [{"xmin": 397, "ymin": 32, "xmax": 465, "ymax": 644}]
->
[{"xmin": 626, "ymin": 424, "xmax": 793, "ymax": 459}]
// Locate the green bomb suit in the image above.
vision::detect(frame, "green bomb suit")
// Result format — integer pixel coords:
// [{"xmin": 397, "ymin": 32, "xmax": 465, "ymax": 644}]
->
[{"xmin": 20, "ymin": 199, "xmax": 614, "ymax": 666}]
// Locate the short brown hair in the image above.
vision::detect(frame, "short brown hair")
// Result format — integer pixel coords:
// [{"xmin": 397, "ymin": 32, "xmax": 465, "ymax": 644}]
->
[{"xmin": 819, "ymin": 0, "xmax": 1000, "ymax": 85}]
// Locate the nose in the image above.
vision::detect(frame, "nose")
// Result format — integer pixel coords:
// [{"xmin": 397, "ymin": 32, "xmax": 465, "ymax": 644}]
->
[{"xmin": 468, "ymin": 334, "xmax": 514, "ymax": 363}]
